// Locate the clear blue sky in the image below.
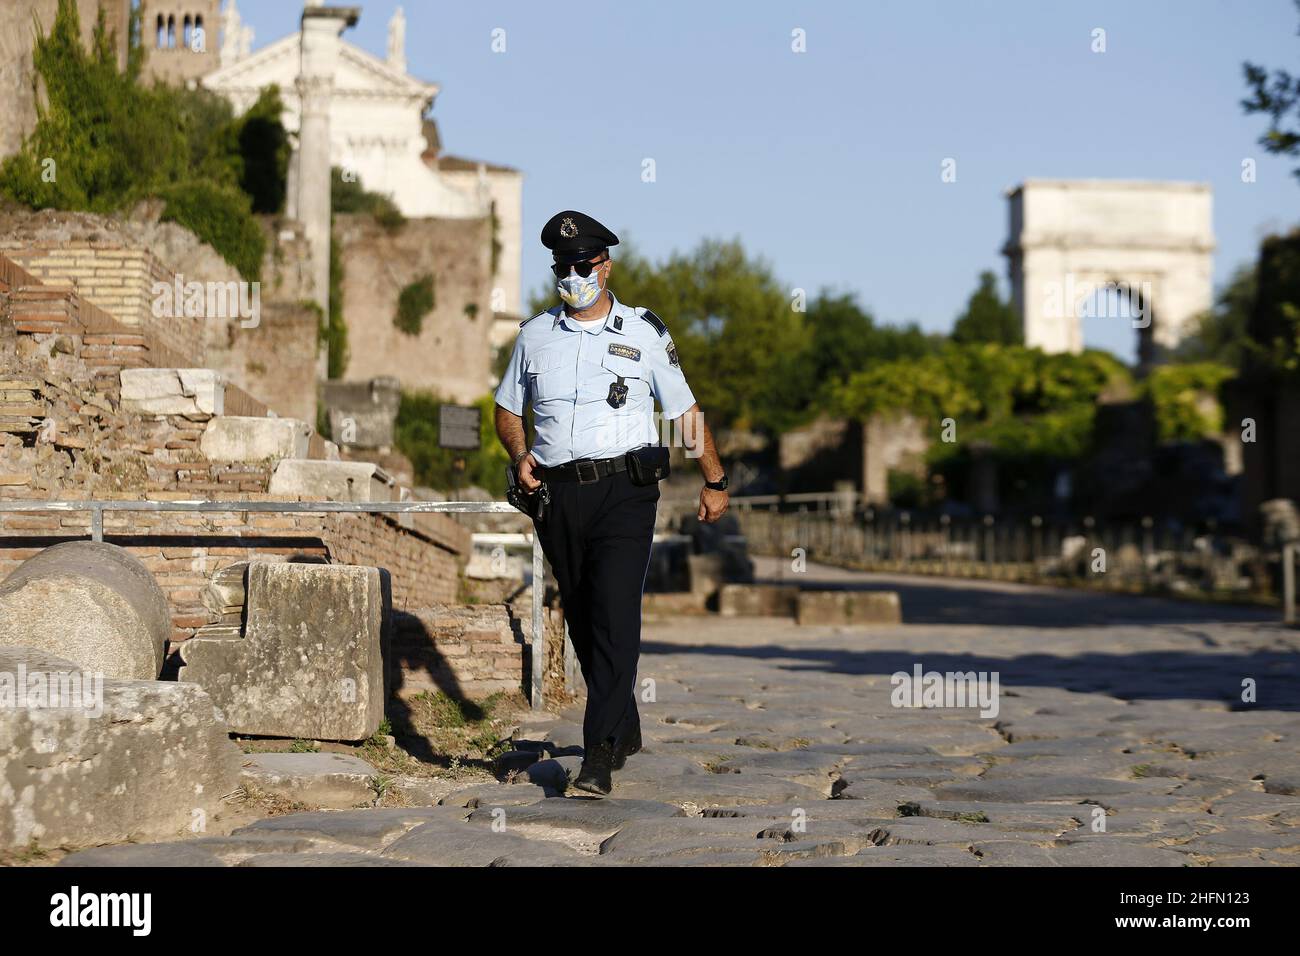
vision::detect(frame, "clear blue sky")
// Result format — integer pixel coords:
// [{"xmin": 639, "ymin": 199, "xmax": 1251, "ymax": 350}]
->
[{"xmin": 234, "ymin": 0, "xmax": 1297, "ymax": 362}]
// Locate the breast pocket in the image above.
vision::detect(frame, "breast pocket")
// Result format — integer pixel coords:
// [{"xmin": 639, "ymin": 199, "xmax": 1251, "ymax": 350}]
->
[
  {"xmin": 526, "ymin": 349, "xmax": 570, "ymax": 402},
  {"xmin": 600, "ymin": 352, "xmax": 651, "ymax": 404}
]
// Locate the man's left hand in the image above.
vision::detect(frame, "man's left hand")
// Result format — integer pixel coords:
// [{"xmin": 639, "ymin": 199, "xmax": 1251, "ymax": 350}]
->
[{"xmin": 698, "ymin": 486, "xmax": 729, "ymax": 524}]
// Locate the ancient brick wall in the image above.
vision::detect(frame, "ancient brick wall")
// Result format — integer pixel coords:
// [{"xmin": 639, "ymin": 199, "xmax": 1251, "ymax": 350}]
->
[
  {"xmin": 0, "ymin": 504, "xmax": 467, "ymax": 646},
  {"xmin": 1, "ymin": 258, "xmax": 471, "ymax": 646},
  {"xmin": 0, "ymin": 207, "xmax": 321, "ymax": 425},
  {"xmin": 392, "ymin": 604, "xmax": 529, "ymax": 701},
  {"xmin": 0, "ymin": 211, "xmax": 207, "ymax": 365}
]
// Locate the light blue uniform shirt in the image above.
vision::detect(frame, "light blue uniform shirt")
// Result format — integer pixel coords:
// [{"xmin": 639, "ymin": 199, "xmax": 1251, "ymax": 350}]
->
[{"xmin": 494, "ymin": 291, "xmax": 697, "ymax": 467}]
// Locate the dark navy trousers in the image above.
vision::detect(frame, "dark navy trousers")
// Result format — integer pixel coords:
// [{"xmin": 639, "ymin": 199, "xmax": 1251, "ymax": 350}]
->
[{"xmin": 534, "ymin": 470, "xmax": 659, "ymax": 754}]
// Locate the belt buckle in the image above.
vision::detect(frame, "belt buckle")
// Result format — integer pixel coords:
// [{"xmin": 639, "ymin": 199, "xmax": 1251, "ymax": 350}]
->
[{"xmin": 574, "ymin": 459, "xmax": 600, "ymax": 485}]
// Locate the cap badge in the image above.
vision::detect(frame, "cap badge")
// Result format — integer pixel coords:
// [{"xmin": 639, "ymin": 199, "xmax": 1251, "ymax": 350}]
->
[{"xmin": 559, "ymin": 217, "xmax": 578, "ymax": 238}]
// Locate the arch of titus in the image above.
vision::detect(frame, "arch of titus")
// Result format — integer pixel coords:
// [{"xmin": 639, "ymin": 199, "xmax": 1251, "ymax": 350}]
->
[{"xmin": 1002, "ymin": 180, "xmax": 1214, "ymax": 356}]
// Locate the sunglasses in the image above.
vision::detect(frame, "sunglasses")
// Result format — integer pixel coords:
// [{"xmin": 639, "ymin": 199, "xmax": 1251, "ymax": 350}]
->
[{"xmin": 551, "ymin": 256, "xmax": 609, "ymax": 279}]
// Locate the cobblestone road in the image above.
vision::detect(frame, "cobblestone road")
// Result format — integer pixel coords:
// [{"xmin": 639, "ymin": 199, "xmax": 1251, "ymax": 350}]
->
[{"xmin": 62, "ymin": 562, "xmax": 1300, "ymax": 866}]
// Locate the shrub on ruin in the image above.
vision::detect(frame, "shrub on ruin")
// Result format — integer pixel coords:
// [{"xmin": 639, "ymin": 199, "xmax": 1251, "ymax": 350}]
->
[
  {"xmin": 395, "ymin": 274, "xmax": 435, "ymax": 336},
  {"xmin": 331, "ymin": 167, "xmax": 406, "ymax": 233},
  {"xmin": 394, "ymin": 392, "xmax": 510, "ymax": 494},
  {"xmin": 0, "ymin": 0, "xmax": 285, "ymax": 281}
]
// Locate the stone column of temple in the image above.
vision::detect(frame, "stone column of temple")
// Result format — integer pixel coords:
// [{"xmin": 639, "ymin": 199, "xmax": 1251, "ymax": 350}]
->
[{"xmin": 295, "ymin": 5, "xmax": 359, "ymax": 329}]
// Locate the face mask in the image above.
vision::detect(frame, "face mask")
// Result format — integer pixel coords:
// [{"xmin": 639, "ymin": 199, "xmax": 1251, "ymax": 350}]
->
[{"xmin": 557, "ymin": 268, "xmax": 603, "ymax": 310}]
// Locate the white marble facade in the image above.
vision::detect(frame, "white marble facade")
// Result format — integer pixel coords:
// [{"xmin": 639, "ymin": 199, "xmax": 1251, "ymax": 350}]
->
[
  {"xmin": 1003, "ymin": 180, "xmax": 1214, "ymax": 355},
  {"xmin": 202, "ymin": 3, "xmax": 522, "ymax": 315}
]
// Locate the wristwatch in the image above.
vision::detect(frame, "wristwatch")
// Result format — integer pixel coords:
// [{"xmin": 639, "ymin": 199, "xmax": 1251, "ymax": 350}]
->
[{"xmin": 704, "ymin": 473, "xmax": 728, "ymax": 492}]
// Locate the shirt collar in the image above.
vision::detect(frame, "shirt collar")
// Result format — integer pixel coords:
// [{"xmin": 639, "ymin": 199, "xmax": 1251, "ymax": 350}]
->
[{"xmin": 553, "ymin": 291, "xmax": 631, "ymax": 335}]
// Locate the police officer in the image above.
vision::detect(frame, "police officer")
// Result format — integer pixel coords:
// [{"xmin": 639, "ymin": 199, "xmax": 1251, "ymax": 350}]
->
[{"xmin": 494, "ymin": 210, "xmax": 729, "ymax": 795}]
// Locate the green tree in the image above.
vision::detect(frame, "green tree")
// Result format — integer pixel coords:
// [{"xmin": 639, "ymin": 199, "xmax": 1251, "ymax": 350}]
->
[
  {"xmin": 531, "ymin": 239, "xmax": 804, "ymax": 430},
  {"xmin": 951, "ymin": 270, "xmax": 1021, "ymax": 345},
  {"xmin": 1141, "ymin": 363, "xmax": 1235, "ymax": 443},
  {"xmin": 1245, "ymin": 228, "xmax": 1300, "ymax": 380},
  {"xmin": 833, "ymin": 342, "xmax": 1133, "ymax": 462},
  {"xmin": 1242, "ymin": 0, "xmax": 1300, "ymax": 182},
  {"xmin": 1171, "ymin": 264, "xmax": 1257, "ymax": 367},
  {"xmin": 527, "ymin": 241, "xmax": 942, "ymax": 433}
]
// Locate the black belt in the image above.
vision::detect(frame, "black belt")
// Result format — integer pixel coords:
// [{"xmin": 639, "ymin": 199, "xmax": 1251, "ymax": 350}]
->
[{"xmin": 539, "ymin": 455, "xmax": 629, "ymax": 484}]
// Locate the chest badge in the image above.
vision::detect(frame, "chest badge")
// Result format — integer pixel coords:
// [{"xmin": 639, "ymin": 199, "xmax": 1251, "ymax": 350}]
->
[
  {"xmin": 607, "ymin": 377, "xmax": 629, "ymax": 409},
  {"xmin": 608, "ymin": 343, "xmax": 641, "ymax": 361}
]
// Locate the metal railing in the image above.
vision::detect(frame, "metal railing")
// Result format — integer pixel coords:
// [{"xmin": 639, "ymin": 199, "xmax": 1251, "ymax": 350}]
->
[
  {"xmin": 718, "ymin": 503, "xmax": 1293, "ymax": 618},
  {"xmin": 0, "ymin": 498, "xmax": 551, "ymax": 707},
  {"xmin": 1286, "ymin": 543, "xmax": 1298, "ymax": 626}
]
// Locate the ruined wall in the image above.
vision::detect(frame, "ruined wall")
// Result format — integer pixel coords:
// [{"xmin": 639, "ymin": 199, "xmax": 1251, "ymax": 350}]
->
[
  {"xmin": 0, "ymin": 508, "xmax": 465, "ymax": 647},
  {"xmin": 862, "ymin": 413, "xmax": 930, "ymax": 506},
  {"xmin": 778, "ymin": 416, "xmax": 864, "ymax": 494},
  {"xmin": 1, "ymin": 258, "xmax": 469, "ymax": 644},
  {"xmin": 0, "ymin": 207, "xmax": 321, "ymax": 424},
  {"xmin": 0, "ymin": 208, "xmax": 204, "ymax": 364},
  {"xmin": 0, "ymin": 0, "xmax": 131, "ymax": 161},
  {"xmin": 335, "ymin": 213, "xmax": 495, "ymax": 404},
  {"xmin": 438, "ymin": 162, "xmax": 524, "ymax": 317}
]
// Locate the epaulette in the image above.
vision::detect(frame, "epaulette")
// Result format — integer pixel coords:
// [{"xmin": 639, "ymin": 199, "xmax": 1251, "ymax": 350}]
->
[
  {"xmin": 519, "ymin": 306, "xmax": 563, "ymax": 329},
  {"xmin": 638, "ymin": 308, "xmax": 668, "ymax": 337}
]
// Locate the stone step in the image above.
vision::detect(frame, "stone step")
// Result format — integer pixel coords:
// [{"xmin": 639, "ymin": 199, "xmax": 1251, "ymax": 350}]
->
[
  {"xmin": 268, "ymin": 458, "xmax": 396, "ymax": 503},
  {"xmin": 239, "ymin": 752, "xmax": 379, "ymax": 810},
  {"xmin": 120, "ymin": 367, "xmax": 224, "ymax": 417},
  {"xmin": 199, "ymin": 415, "xmax": 312, "ymax": 463}
]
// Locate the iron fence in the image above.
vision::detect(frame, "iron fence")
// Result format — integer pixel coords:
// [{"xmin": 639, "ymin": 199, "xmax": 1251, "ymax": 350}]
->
[{"xmin": 698, "ymin": 496, "xmax": 1294, "ymax": 621}]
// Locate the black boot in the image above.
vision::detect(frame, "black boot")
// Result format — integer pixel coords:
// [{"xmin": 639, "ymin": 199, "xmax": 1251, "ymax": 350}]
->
[
  {"xmin": 573, "ymin": 741, "xmax": 615, "ymax": 796},
  {"xmin": 612, "ymin": 723, "xmax": 642, "ymax": 771}
]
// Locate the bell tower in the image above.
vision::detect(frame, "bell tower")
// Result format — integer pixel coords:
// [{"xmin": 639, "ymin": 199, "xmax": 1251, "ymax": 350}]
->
[{"xmin": 138, "ymin": 0, "xmax": 222, "ymax": 85}]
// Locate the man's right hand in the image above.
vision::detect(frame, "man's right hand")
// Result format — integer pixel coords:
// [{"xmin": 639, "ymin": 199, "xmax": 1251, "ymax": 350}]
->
[{"xmin": 516, "ymin": 452, "xmax": 541, "ymax": 491}]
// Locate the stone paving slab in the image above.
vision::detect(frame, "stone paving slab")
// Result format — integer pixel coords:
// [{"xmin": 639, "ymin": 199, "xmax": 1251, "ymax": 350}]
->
[
  {"xmin": 464, "ymin": 798, "xmax": 684, "ymax": 835},
  {"xmin": 382, "ymin": 819, "xmax": 581, "ymax": 866},
  {"xmin": 240, "ymin": 752, "xmax": 378, "ymax": 809},
  {"xmin": 240, "ymin": 852, "xmax": 421, "ymax": 867},
  {"xmin": 49, "ymin": 568, "xmax": 1300, "ymax": 867},
  {"xmin": 59, "ymin": 843, "xmax": 230, "ymax": 867},
  {"xmin": 231, "ymin": 808, "xmax": 462, "ymax": 850}
]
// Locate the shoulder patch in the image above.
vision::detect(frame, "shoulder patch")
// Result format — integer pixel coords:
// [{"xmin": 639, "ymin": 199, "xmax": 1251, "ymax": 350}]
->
[{"xmin": 638, "ymin": 308, "xmax": 668, "ymax": 337}]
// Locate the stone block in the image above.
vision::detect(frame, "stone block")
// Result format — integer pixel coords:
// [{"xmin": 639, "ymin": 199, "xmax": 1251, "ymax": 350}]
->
[
  {"xmin": 687, "ymin": 552, "xmax": 725, "ymax": 597},
  {"xmin": 796, "ymin": 590, "xmax": 901, "ymax": 626},
  {"xmin": 0, "ymin": 646, "xmax": 243, "ymax": 850},
  {"xmin": 179, "ymin": 562, "xmax": 389, "ymax": 741},
  {"xmin": 199, "ymin": 416, "xmax": 311, "ymax": 463},
  {"xmin": 268, "ymin": 458, "xmax": 395, "ymax": 502},
  {"xmin": 717, "ymin": 583, "xmax": 798, "ymax": 617},
  {"xmin": 239, "ymin": 752, "xmax": 378, "ymax": 809},
  {"xmin": 119, "ymin": 368, "xmax": 224, "ymax": 416},
  {"xmin": 321, "ymin": 377, "xmax": 401, "ymax": 449},
  {"xmin": 0, "ymin": 541, "xmax": 169, "ymax": 679}
]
